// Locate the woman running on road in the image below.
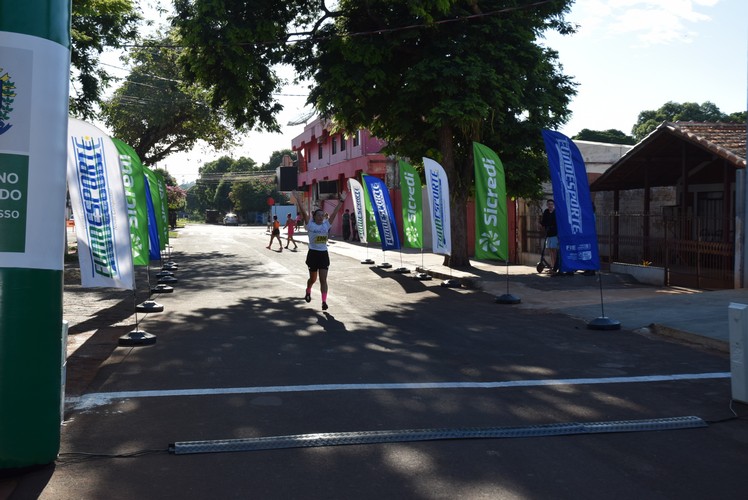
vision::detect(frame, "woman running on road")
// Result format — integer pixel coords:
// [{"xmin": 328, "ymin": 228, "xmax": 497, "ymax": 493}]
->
[{"xmin": 292, "ymin": 190, "xmax": 347, "ymax": 310}]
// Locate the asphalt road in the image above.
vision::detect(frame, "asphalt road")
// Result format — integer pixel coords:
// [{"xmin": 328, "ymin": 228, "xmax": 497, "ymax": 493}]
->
[{"xmin": 7, "ymin": 224, "xmax": 748, "ymax": 499}]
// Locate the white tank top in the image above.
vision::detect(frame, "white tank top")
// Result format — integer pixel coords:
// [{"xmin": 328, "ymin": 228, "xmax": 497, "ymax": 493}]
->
[{"xmin": 306, "ymin": 220, "xmax": 331, "ymax": 251}]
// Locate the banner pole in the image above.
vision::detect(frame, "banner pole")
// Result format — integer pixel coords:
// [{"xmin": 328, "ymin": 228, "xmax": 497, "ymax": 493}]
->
[
  {"xmin": 0, "ymin": 0, "xmax": 71, "ymax": 469},
  {"xmin": 415, "ymin": 248, "xmax": 432, "ymax": 281},
  {"xmin": 495, "ymin": 260, "xmax": 521, "ymax": 304},
  {"xmin": 362, "ymin": 243, "xmax": 374, "ymax": 265}
]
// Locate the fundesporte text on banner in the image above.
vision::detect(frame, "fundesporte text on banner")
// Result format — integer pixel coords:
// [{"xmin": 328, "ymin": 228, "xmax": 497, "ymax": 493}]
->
[
  {"xmin": 541, "ymin": 129, "xmax": 600, "ymax": 272},
  {"xmin": 398, "ymin": 160, "xmax": 423, "ymax": 249},
  {"xmin": 473, "ymin": 142, "xmax": 507, "ymax": 260},
  {"xmin": 423, "ymin": 157, "xmax": 451, "ymax": 256},
  {"xmin": 66, "ymin": 118, "xmax": 134, "ymax": 289},
  {"xmin": 363, "ymin": 174, "xmax": 401, "ymax": 251},
  {"xmin": 347, "ymin": 177, "xmax": 368, "ymax": 243}
]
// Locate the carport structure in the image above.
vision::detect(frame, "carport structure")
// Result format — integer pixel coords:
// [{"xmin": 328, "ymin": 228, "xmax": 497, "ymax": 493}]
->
[{"xmin": 590, "ymin": 122, "xmax": 747, "ymax": 289}]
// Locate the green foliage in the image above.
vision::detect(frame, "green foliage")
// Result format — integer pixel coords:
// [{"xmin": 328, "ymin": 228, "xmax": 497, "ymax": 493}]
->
[
  {"xmin": 166, "ymin": 185, "xmax": 187, "ymax": 210},
  {"xmin": 70, "ymin": 0, "xmax": 141, "ymax": 119},
  {"xmin": 631, "ymin": 101, "xmax": 743, "ymax": 141},
  {"xmin": 262, "ymin": 150, "xmax": 297, "ymax": 171},
  {"xmin": 187, "ymin": 155, "xmax": 283, "ymax": 213},
  {"xmin": 230, "ymin": 177, "xmax": 286, "ymax": 213},
  {"xmin": 214, "ymin": 180, "xmax": 233, "ymax": 212},
  {"xmin": 306, "ymin": 0, "xmax": 577, "ymax": 256},
  {"xmin": 172, "ymin": 0, "xmax": 315, "ymax": 130},
  {"xmin": 151, "ymin": 167, "xmax": 177, "ymax": 186},
  {"xmin": 172, "ymin": 0, "xmax": 578, "ymax": 265},
  {"xmin": 573, "ymin": 129, "xmax": 636, "ymax": 145},
  {"xmin": 100, "ymin": 33, "xmax": 241, "ymax": 165},
  {"xmin": 149, "ymin": 166, "xmax": 186, "ymax": 209}
]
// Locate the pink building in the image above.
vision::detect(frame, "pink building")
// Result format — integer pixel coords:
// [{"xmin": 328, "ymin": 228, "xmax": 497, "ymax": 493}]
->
[{"xmin": 292, "ymin": 117, "xmax": 388, "ymax": 237}]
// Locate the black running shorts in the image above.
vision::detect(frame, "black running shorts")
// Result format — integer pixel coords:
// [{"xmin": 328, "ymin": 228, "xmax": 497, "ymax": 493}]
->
[{"xmin": 305, "ymin": 249, "xmax": 330, "ymax": 271}]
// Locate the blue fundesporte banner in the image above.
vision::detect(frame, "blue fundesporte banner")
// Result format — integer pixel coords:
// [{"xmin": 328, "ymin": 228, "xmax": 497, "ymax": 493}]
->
[
  {"xmin": 143, "ymin": 175, "xmax": 161, "ymax": 261},
  {"xmin": 363, "ymin": 175, "xmax": 401, "ymax": 251},
  {"xmin": 541, "ymin": 129, "xmax": 600, "ymax": 272}
]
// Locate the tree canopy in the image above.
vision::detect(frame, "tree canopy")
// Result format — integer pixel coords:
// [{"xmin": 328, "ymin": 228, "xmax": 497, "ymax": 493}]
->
[
  {"xmin": 173, "ymin": 0, "xmax": 578, "ymax": 266},
  {"xmin": 172, "ymin": 0, "xmax": 313, "ymax": 131},
  {"xmin": 632, "ymin": 101, "xmax": 746, "ymax": 141},
  {"xmin": 229, "ymin": 176, "xmax": 286, "ymax": 214},
  {"xmin": 261, "ymin": 149, "xmax": 297, "ymax": 172},
  {"xmin": 573, "ymin": 129, "xmax": 636, "ymax": 145},
  {"xmin": 70, "ymin": 0, "xmax": 141, "ymax": 118},
  {"xmin": 100, "ymin": 33, "xmax": 241, "ymax": 166},
  {"xmin": 151, "ymin": 167, "xmax": 177, "ymax": 187}
]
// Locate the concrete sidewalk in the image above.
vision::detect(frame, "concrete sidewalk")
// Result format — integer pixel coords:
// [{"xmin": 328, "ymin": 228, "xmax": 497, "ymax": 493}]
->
[{"xmin": 315, "ymin": 233, "xmax": 744, "ymax": 352}]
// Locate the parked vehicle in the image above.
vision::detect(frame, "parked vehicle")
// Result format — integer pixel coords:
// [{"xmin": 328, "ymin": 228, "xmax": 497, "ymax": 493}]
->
[
  {"xmin": 223, "ymin": 213, "xmax": 239, "ymax": 226},
  {"xmin": 205, "ymin": 209, "xmax": 220, "ymax": 224}
]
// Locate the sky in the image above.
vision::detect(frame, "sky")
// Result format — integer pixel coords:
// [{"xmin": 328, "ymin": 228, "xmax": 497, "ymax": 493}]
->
[
  {"xmin": 544, "ymin": 0, "xmax": 747, "ymax": 138},
  {"xmin": 105, "ymin": 0, "xmax": 747, "ymax": 184}
]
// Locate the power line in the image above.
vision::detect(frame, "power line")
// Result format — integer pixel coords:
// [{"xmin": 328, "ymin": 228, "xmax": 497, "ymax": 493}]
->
[
  {"xmin": 197, "ymin": 171, "xmax": 276, "ymax": 184},
  {"xmin": 121, "ymin": 1, "xmax": 557, "ymax": 49}
]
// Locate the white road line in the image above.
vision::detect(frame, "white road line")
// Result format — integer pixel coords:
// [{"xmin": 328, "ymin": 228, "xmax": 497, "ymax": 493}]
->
[{"xmin": 67, "ymin": 372, "xmax": 730, "ymax": 410}]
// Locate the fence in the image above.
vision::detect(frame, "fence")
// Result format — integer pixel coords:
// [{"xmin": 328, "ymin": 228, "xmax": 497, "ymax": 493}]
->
[{"xmin": 518, "ymin": 213, "xmax": 735, "ymax": 289}]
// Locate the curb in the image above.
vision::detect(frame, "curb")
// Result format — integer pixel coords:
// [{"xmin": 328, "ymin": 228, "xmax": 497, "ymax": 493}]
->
[{"xmin": 650, "ymin": 323, "xmax": 728, "ymax": 353}]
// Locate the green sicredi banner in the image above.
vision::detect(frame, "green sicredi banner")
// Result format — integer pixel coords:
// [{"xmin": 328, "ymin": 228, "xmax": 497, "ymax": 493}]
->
[
  {"xmin": 0, "ymin": 0, "xmax": 71, "ymax": 469},
  {"xmin": 154, "ymin": 170, "xmax": 170, "ymax": 250},
  {"xmin": 112, "ymin": 138, "xmax": 149, "ymax": 266},
  {"xmin": 143, "ymin": 166, "xmax": 168, "ymax": 254},
  {"xmin": 473, "ymin": 142, "xmax": 508, "ymax": 260},
  {"xmin": 398, "ymin": 160, "xmax": 423, "ymax": 249}
]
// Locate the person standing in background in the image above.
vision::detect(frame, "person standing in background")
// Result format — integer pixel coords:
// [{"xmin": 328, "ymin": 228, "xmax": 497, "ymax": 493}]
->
[
  {"xmin": 342, "ymin": 209, "xmax": 351, "ymax": 241},
  {"xmin": 540, "ymin": 199, "xmax": 559, "ymax": 274},
  {"xmin": 350, "ymin": 212, "xmax": 359, "ymax": 241}
]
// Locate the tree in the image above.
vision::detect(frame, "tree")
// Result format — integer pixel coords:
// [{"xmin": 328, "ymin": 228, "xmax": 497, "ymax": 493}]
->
[
  {"xmin": 188, "ymin": 156, "xmax": 260, "ymax": 214},
  {"xmin": 631, "ymin": 101, "xmax": 740, "ymax": 141},
  {"xmin": 166, "ymin": 185, "xmax": 187, "ymax": 211},
  {"xmin": 172, "ymin": 0, "xmax": 577, "ymax": 267},
  {"xmin": 188, "ymin": 156, "xmax": 235, "ymax": 214},
  {"xmin": 573, "ymin": 129, "xmax": 636, "ymax": 145},
  {"xmin": 70, "ymin": 0, "xmax": 141, "ymax": 119},
  {"xmin": 214, "ymin": 179, "xmax": 234, "ymax": 213},
  {"xmin": 304, "ymin": 1, "xmax": 576, "ymax": 265},
  {"xmin": 100, "ymin": 34, "xmax": 241, "ymax": 166},
  {"xmin": 262, "ymin": 149, "xmax": 297, "ymax": 171},
  {"xmin": 151, "ymin": 167, "xmax": 177, "ymax": 187},
  {"xmin": 230, "ymin": 176, "xmax": 285, "ymax": 214},
  {"xmin": 172, "ymin": 0, "xmax": 309, "ymax": 130}
]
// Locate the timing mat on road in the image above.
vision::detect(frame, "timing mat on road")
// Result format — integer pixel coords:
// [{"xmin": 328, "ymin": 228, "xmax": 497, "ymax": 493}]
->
[{"xmin": 169, "ymin": 415, "xmax": 708, "ymax": 454}]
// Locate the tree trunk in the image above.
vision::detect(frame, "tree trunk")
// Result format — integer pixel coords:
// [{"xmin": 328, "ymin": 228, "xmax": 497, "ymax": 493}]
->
[{"xmin": 438, "ymin": 124, "xmax": 470, "ymax": 268}]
